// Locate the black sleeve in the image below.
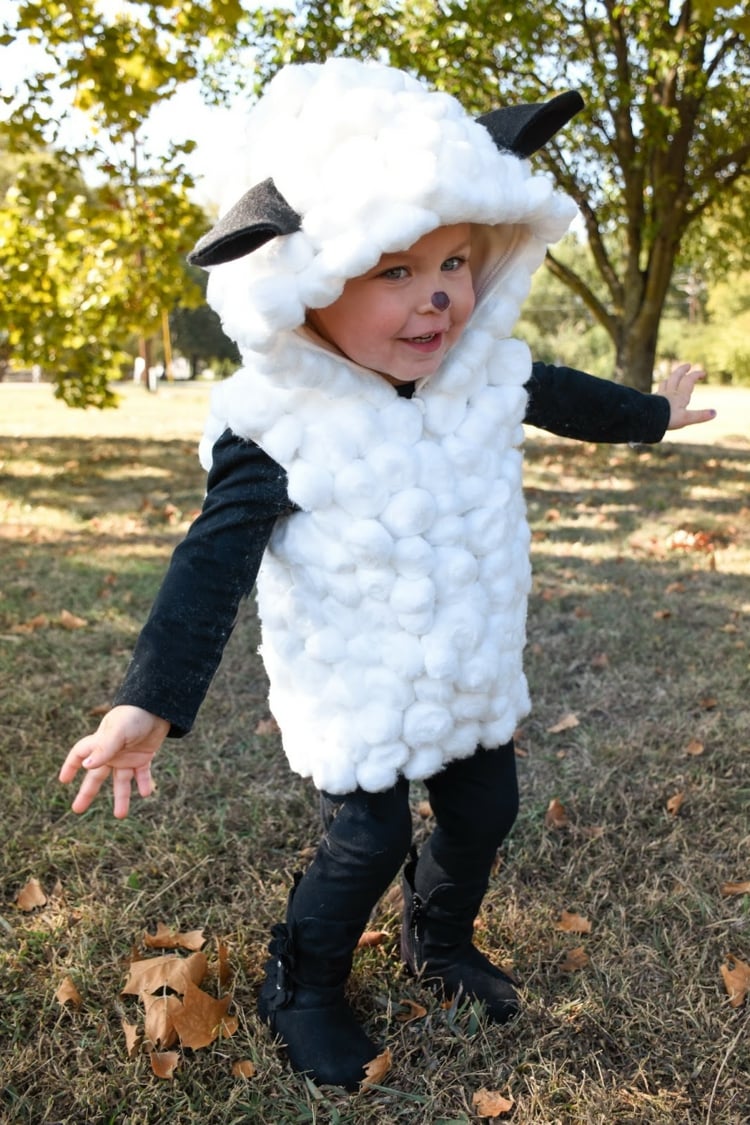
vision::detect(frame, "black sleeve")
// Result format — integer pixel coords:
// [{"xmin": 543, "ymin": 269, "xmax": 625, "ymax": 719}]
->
[
  {"xmin": 112, "ymin": 430, "xmax": 292, "ymax": 736},
  {"xmin": 524, "ymin": 361, "xmax": 671, "ymax": 444}
]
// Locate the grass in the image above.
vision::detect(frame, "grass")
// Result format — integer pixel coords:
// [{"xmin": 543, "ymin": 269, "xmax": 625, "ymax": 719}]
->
[{"xmin": 1, "ymin": 381, "xmax": 749, "ymax": 1124}]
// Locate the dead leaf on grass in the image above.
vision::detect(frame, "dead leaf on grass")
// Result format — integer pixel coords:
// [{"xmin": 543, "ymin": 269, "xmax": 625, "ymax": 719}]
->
[
  {"xmin": 666, "ymin": 791, "xmax": 685, "ymax": 816},
  {"xmin": 356, "ymin": 930, "xmax": 389, "ymax": 949},
  {"xmin": 254, "ymin": 717, "xmax": 279, "ymax": 736},
  {"xmin": 122, "ymin": 1020, "xmax": 141, "ymax": 1058},
  {"xmin": 699, "ymin": 696, "xmax": 718, "ymax": 710},
  {"xmin": 685, "ymin": 739, "xmax": 705, "ymax": 756},
  {"xmin": 721, "ymin": 881, "xmax": 750, "ymax": 897},
  {"xmin": 395, "ymin": 998, "xmax": 427, "ymax": 1023},
  {"xmin": 216, "ymin": 938, "xmax": 233, "ymax": 990},
  {"xmin": 150, "ymin": 1050, "xmax": 180, "ymax": 1079},
  {"xmin": 15, "ymin": 877, "xmax": 47, "ymax": 911},
  {"xmin": 55, "ymin": 976, "xmax": 82, "ymax": 1007},
  {"xmin": 171, "ymin": 979, "xmax": 238, "ymax": 1049},
  {"xmin": 590, "ymin": 651, "xmax": 609, "ymax": 669},
  {"xmin": 360, "ymin": 1047, "xmax": 392, "ymax": 1088},
  {"xmin": 560, "ymin": 946, "xmax": 590, "ymax": 972},
  {"xmin": 143, "ymin": 992, "xmax": 181, "ymax": 1049},
  {"xmin": 720, "ymin": 956, "xmax": 750, "ymax": 1008},
  {"xmin": 231, "ymin": 1059, "xmax": 256, "ymax": 1079},
  {"xmin": 653, "ymin": 608, "xmax": 672, "ymax": 620},
  {"xmin": 547, "ymin": 712, "xmax": 579, "ymax": 734},
  {"xmin": 555, "ymin": 910, "xmax": 592, "ymax": 934},
  {"xmin": 143, "ymin": 922, "xmax": 205, "ymax": 951},
  {"xmin": 59, "ymin": 609, "xmax": 87, "ymax": 630},
  {"xmin": 472, "ymin": 1087, "xmax": 514, "ymax": 1117},
  {"xmin": 121, "ymin": 950, "xmax": 208, "ymax": 998},
  {"xmin": 544, "ymin": 797, "xmax": 570, "ymax": 829},
  {"xmin": 417, "ymin": 800, "xmax": 433, "ymax": 818}
]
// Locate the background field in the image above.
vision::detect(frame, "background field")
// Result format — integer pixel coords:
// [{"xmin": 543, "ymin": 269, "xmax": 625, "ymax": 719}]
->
[{"xmin": 1, "ymin": 381, "xmax": 749, "ymax": 1124}]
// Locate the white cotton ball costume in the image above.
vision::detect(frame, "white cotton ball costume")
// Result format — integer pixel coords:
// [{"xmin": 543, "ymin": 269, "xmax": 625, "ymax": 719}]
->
[{"xmin": 194, "ymin": 59, "xmax": 579, "ymax": 795}]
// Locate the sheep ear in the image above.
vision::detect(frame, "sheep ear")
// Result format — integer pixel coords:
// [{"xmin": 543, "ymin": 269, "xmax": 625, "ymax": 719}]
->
[
  {"xmin": 477, "ymin": 90, "xmax": 584, "ymax": 157},
  {"xmin": 188, "ymin": 177, "xmax": 302, "ymax": 267}
]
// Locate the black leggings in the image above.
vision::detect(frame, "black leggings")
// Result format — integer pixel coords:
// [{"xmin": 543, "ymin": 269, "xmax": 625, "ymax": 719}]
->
[{"xmin": 292, "ymin": 742, "xmax": 519, "ymax": 923}]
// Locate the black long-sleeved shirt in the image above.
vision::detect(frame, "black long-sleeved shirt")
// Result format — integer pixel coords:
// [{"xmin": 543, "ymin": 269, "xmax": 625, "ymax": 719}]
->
[{"xmin": 113, "ymin": 363, "xmax": 670, "ymax": 734}]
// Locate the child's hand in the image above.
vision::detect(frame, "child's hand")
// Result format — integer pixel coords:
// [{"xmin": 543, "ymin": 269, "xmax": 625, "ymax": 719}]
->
[
  {"xmin": 657, "ymin": 363, "xmax": 716, "ymax": 430},
  {"xmin": 60, "ymin": 705, "xmax": 170, "ymax": 819}
]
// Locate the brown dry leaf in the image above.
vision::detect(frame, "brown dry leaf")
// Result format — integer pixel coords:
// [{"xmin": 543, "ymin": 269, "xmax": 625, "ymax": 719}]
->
[
  {"xmin": 171, "ymin": 979, "xmax": 238, "ymax": 1049},
  {"xmin": 231, "ymin": 1059, "xmax": 256, "ymax": 1079},
  {"xmin": 88, "ymin": 702, "xmax": 110, "ymax": 717},
  {"xmin": 15, "ymin": 877, "xmax": 47, "ymax": 911},
  {"xmin": 121, "ymin": 1020, "xmax": 141, "ymax": 1059},
  {"xmin": 55, "ymin": 976, "xmax": 82, "ymax": 1008},
  {"xmin": 395, "ymin": 998, "xmax": 428, "ymax": 1023},
  {"xmin": 360, "ymin": 1047, "xmax": 392, "ymax": 1089},
  {"xmin": 555, "ymin": 910, "xmax": 592, "ymax": 934},
  {"xmin": 590, "ymin": 651, "xmax": 609, "ymax": 669},
  {"xmin": 356, "ymin": 930, "xmax": 389, "ymax": 949},
  {"xmin": 653, "ymin": 608, "xmax": 672, "ymax": 620},
  {"xmin": 143, "ymin": 922, "xmax": 205, "ymax": 951},
  {"xmin": 122, "ymin": 951, "xmax": 208, "ymax": 998},
  {"xmin": 720, "ymin": 956, "xmax": 750, "ymax": 1008},
  {"xmin": 10, "ymin": 613, "xmax": 49, "ymax": 635},
  {"xmin": 59, "ymin": 609, "xmax": 88, "ymax": 630},
  {"xmin": 544, "ymin": 797, "xmax": 570, "ymax": 829},
  {"xmin": 580, "ymin": 825, "xmax": 605, "ymax": 839},
  {"xmin": 721, "ymin": 881, "xmax": 750, "ymax": 897},
  {"xmin": 143, "ymin": 992, "xmax": 182, "ymax": 1049},
  {"xmin": 560, "ymin": 946, "xmax": 590, "ymax": 972},
  {"xmin": 150, "ymin": 1050, "xmax": 180, "ymax": 1080},
  {"xmin": 547, "ymin": 712, "xmax": 579, "ymax": 734},
  {"xmin": 472, "ymin": 1087, "xmax": 514, "ymax": 1118},
  {"xmin": 699, "ymin": 696, "xmax": 718, "ymax": 710},
  {"xmin": 254, "ymin": 716, "xmax": 279, "ymax": 736},
  {"xmin": 216, "ymin": 938, "xmax": 233, "ymax": 991},
  {"xmin": 417, "ymin": 800, "xmax": 433, "ymax": 819},
  {"xmin": 666, "ymin": 791, "xmax": 685, "ymax": 816},
  {"xmin": 685, "ymin": 739, "xmax": 705, "ymax": 757}
]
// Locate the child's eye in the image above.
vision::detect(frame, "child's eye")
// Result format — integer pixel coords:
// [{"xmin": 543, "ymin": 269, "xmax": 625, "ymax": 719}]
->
[
  {"xmin": 442, "ymin": 256, "xmax": 466, "ymax": 272},
  {"xmin": 379, "ymin": 265, "xmax": 409, "ymax": 280}
]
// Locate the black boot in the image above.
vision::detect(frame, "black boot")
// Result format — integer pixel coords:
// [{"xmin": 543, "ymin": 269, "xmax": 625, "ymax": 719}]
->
[
  {"xmin": 258, "ymin": 880, "xmax": 381, "ymax": 1090},
  {"xmin": 400, "ymin": 848, "xmax": 520, "ymax": 1024}
]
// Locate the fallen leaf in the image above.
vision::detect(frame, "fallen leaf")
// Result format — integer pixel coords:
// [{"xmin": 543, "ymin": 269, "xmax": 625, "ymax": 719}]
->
[
  {"xmin": 143, "ymin": 923, "xmax": 205, "ymax": 951},
  {"xmin": 699, "ymin": 696, "xmax": 718, "ymax": 710},
  {"xmin": 417, "ymin": 800, "xmax": 433, "ymax": 818},
  {"xmin": 721, "ymin": 881, "xmax": 750, "ymax": 897},
  {"xmin": 216, "ymin": 938, "xmax": 233, "ymax": 990},
  {"xmin": 59, "ymin": 609, "xmax": 87, "ymax": 630},
  {"xmin": 666, "ymin": 791, "xmax": 685, "ymax": 816},
  {"xmin": 544, "ymin": 797, "xmax": 569, "ymax": 829},
  {"xmin": 171, "ymin": 979, "xmax": 237, "ymax": 1049},
  {"xmin": 472, "ymin": 1087, "xmax": 514, "ymax": 1117},
  {"xmin": 55, "ymin": 976, "xmax": 82, "ymax": 1007},
  {"xmin": 254, "ymin": 717, "xmax": 279, "ymax": 736},
  {"xmin": 143, "ymin": 992, "xmax": 181, "ymax": 1049},
  {"xmin": 122, "ymin": 1020, "xmax": 141, "ymax": 1058},
  {"xmin": 15, "ymin": 877, "xmax": 47, "ymax": 911},
  {"xmin": 122, "ymin": 951, "xmax": 208, "ymax": 999},
  {"xmin": 720, "ymin": 956, "xmax": 750, "ymax": 1008},
  {"xmin": 555, "ymin": 910, "xmax": 592, "ymax": 934},
  {"xmin": 88, "ymin": 702, "xmax": 111, "ymax": 717},
  {"xmin": 356, "ymin": 930, "xmax": 389, "ymax": 949},
  {"xmin": 360, "ymin": 1047, "xmax": 392, "ymax": 1088},
  {"xmin": 580, "ymin": 825, "xmax": 605, "ymax": 839},
  {"xmin": 590, "ymin": 651, "xmax": 609, "ymax": 669},
  {"xmin": 231, "ymin": 1059, "xmax": 256, "ymax": 1079},
  {"xmin": 560, "ymin": 946, "xmax": 590, "ymax": 972},
  {"xmin": 653, "ymin": 609, "xmax": 672, "ymax": 620},
  {"xmin": 395, "ymin": 998, "xmax": 427, "ymax": 1023},
  {"xmin": 151, "ymin": 1050, "xmax": 180, "ymax": 1079},
  {"xmin": 547, "ymin": 712, "xmax": 579, "ymax": 734},
  {"xmin": 685, "ymin": 740, "xmax": 705, "ymax": 757}
]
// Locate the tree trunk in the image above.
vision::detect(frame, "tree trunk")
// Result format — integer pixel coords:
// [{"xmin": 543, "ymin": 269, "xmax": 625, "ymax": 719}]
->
[{"xmin": 612, "ymin": 317, "xmax": 660, "ymax": 393}]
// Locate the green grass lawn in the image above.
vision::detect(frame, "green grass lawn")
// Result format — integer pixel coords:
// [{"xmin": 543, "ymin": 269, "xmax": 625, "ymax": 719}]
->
[{"xmin": 1, "ymin": 382, "xmax": 749, "ymax": 1124}]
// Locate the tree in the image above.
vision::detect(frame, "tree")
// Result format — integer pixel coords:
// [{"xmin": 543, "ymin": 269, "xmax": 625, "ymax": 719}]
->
[
  {"xmin": 169, "ymin": 266, "xmax": 240, "ymax": 378},
  {"xmin": 251, "ymin": 0, "xmax": 750, "ymax": 391},
  {"xmin": 0, "ymin": 0, "xmax": 252, "ymax": 406}
]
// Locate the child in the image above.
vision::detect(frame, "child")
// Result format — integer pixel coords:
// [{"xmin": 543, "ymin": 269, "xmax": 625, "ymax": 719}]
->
[{"xmin": 60, "ymin": 59, "xmax": 714, "ymax": 1091}]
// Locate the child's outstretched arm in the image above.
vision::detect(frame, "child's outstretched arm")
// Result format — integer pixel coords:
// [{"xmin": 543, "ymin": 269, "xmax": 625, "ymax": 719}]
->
[
  {"xmin": 656, "ymin": 363, "xmax": 716, "ymax": 430},
  {"xmin": 60, "ymin": 705, "xmax": 169, "ymax": 819}
]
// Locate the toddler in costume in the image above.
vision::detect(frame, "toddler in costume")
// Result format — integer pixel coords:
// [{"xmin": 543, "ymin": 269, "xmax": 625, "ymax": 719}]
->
[{"xmin": 61, "ymin": 58, "xmax": 714, "ymax": 1090}]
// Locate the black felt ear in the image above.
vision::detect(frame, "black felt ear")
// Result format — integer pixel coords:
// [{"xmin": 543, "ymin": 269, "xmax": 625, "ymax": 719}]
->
[
  {"xmin": 188, "ymin": 177, "xmax": 302, "ymax": 267},
  {"xmin": 477, "ymin": 90, "xmax": 584, "ymax": 157}
]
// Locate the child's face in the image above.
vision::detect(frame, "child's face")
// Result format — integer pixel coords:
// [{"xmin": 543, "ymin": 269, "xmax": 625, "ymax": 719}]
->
[{"xmin": 308, "ymin": 224, "xmax": 475, "ymax": 384}]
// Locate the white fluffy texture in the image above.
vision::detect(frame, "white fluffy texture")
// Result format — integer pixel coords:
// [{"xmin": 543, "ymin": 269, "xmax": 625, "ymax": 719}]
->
[{"xmin": 199, "ymin": 58, "xmax": 577, "ymax": 793}]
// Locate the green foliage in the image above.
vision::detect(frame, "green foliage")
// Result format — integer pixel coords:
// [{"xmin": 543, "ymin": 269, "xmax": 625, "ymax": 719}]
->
[{"xmin": 658, "ymin": 270, "xmax": 750, "ymax": 385}]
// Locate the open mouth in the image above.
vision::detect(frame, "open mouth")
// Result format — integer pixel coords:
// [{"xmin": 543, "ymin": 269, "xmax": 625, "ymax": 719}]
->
[{"xmin": 404, "ymin": 331, "xmax": 444, "ymax": 352}]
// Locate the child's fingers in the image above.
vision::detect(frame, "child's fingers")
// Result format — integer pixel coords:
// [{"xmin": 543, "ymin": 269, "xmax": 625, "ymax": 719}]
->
[
  {"xmin": 59, "ymin": 736, "xmax": 96, "ymax": 783},
  {"xmin": 112, "ymin": 769, "xmax": 135, "ymax": 819},
  {"xmin": 69, "ymin": 764, "xmax": 111, "ymax": 814}
]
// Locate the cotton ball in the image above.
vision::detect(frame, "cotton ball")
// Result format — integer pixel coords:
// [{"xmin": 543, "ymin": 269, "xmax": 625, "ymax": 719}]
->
[
  {"xmin": 356, "ymin": 742, "xmax": 409, "ymax": 791},
  {"xmin": 262, "ymin": 414, "xmax": 303, "ymax": 464},
  {"xmin": 321, "ymin": 574, "xmax": 361, "ymax": 610},
  {"xmin": 441, "ymin": 723, "xmax": 480, "ymax": 759},
  {"xmin": 300, "ymin": 422, "xmax": 357, "ymax": 472},
  {"xmin": 397, "ymin": 608, "xmax": 435, "ymax": 635},
  {"xmin": 403, "ymin": 701, "xmax": 452, "ymax": 748},
  {"xmin": 421, "ymin": 634, "xmax": 459, "ymax": 680},
  {"xmin": 304, "ymin": 627, "xmax": 347, "ymax": 664},
  {"xmin": 423, "ymin": 391, "xmax": 467, "ymax": 435},
  {"xmin": 333, "ymin": 460, "xmax": 389, "ymax": 517},
  {"xmin": 285, "ymin": 456, "xmax": 334, "ymax": 511},
  {"xmin": 368, "ymin": 441, "xmax": 418, "ymax": 490},
  {"xmin": 379, "ymin": 398, "xmax": 424, "ymax": 445},
  {"xmin": 404, "ymin": 747, "xmax": 445, "ymax": 780},
  {"xmin": 357, "ymin": 566, "xmax": 395, "ymax": 601},
  {"xmin": 356, "ymin": 703, "xmax": 404, "ymax": 746},
  {"xmin": 382, "ymin": 633, "xmax": 424, "ymax": 678},
  {"xmin": 432, "ymin": 546, "xmax": 478, "ymax": 595},
  {"xmin": 425, "ymin": 514, "xmax": 464, "ymax": 546},
  {"xmin": 413, "ymin": 675, "xmax": 454, "ymax": 704},
  {"xmin": 364, "ymin": 667, "xmax": 414, "ymax": 710},
  {"xmin": 381, "ymin": 488, "xmax": 436, "ymax": 537},
  {"xmin": 390, "ymin": 575, "xmax": 435, "ymax": 615},
  {"xmin": 452, "ymin": 692, "xmax": 489, "ymax": 720},
  {"xmin": 392, "ymin": 536, "xmax": 433, "ymax": 578},
  {"xmin": 343, "ymin": 518, "xmax": 394, "ymax": 566},
  {"xmin": 463, "ymin": 504, "xmax": 510, "ymax": 554},
  {"xmin": 414, "ymin": 439, "xmax": 454, "ymax": 493}
]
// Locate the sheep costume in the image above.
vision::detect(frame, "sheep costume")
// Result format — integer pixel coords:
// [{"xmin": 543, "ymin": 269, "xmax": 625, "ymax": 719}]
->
[{"xmin": 189, "ymin": 58, "xmax": 583, "ymax": 796}]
